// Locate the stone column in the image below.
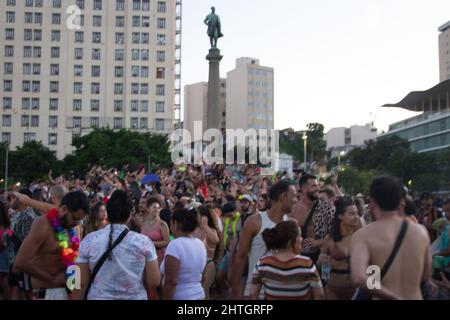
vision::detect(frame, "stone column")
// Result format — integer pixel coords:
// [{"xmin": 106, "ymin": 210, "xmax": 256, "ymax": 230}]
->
[{"xmin": 206, "ymin": 48, "xmax": 223, "ymax": 130}]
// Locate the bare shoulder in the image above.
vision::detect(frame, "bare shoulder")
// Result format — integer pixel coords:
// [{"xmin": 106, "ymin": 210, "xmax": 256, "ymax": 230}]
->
[
  {"xmin": 352, "ymin": 223, "xmax": 376, "ymax": 242},
  {"xmin": 243, "ymin": 213, "xmax": 262, "ymax": 234},
  {"xmin": 407, "ymin": 222, "xmax": 430, "ymax": 241}
]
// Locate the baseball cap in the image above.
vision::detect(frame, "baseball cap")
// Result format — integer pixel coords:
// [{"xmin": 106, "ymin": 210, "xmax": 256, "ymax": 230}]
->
[{"xmin": 238, "ymin": 194, "xmax": 253, "ymax": 203}]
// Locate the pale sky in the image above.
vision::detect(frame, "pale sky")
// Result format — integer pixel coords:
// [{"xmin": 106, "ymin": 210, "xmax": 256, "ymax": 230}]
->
[{"xmin": 181, "ymin": 0, "xmax": 450, "ymax": 133}]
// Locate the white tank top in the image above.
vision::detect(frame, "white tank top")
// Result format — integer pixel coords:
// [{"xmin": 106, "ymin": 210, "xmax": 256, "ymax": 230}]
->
[{"xmin": 244, "ymin": 211, "xmax": 288, "ymax": 296}]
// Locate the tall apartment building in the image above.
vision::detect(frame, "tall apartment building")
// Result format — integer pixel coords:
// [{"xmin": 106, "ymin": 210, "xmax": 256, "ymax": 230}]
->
[
  {"xmin": 439, "ymin": 21, "xmax": 450, "ymax": 83},
  {"xmin": 326, "ymin": 124, "xmax": 378, "ymax": 158},
  {"xmin": 0, "ymin": 0, "xmax": 181, "ymax": 159},
  {"xmin": 183, "ymin": 79, "xmax": 226, "ymax": 135},
  {"xmin": 226, "ymin": 57, "xmax": 274, "ymax": 131}
]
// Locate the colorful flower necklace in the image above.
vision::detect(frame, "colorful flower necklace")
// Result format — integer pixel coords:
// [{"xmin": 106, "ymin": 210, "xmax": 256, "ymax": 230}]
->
[
  {"xmin": 0, "ymin": 229, "xmax": 13, "ymax": 250},
  {"xmin": 46, "ymin": 208, "xmax": 80, "ymax": 267}
]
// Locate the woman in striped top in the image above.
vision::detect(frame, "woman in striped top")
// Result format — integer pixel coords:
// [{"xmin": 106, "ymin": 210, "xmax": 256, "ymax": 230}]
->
[{"xmin": 251, "ymin": 221, "xmax": 324, "ymax": 300}]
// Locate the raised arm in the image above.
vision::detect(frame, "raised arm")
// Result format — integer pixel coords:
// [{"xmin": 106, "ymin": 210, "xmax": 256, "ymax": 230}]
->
[{"xmin": 13, "ymin": 192, "xmax": 55, "ymax": 214}]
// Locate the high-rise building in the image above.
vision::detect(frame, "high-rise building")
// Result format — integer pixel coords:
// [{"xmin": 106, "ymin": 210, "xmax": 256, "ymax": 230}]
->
[
  {"xmin": 326, "ymin": 124, "xmax": 378, "ymax": 158},
  {"xmin": 226, "ymin": 57, "xmax": 274, "ymax": 131},
  {"xmin": 183, "ymin": 79, "xmax": 226, "ymax": 136},
  {"xmin": 0, "ymin": 0, "xmax": 181, "ymax": 159},
  {"xmin": 439, "ymin": 20, "xmax": 450, "ymax": 83}
]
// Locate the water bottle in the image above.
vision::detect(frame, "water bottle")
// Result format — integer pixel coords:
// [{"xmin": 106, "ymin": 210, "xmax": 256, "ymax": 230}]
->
[{"xmin": 321, "ymin": 255, "xmax": 331, "ymax": 282}]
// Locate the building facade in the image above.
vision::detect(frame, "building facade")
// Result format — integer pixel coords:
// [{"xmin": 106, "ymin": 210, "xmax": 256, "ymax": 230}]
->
[
  {"xmin": 326, "ymin": 124, "xmax": 378, "ymax": 158},
  {"xmin": 0, "ymin": 0, "xmax": 181, "ymax": 159},
  {"xmin": 226, "ymin": 57, "xmax": 274, "ymax": 131},
  {"xmin": 439, "ymin": 20, "xmax": 450, "ymax": 83},
  {"xmin": 183, "ymin": 79, "xmax": 226, "ymax": 136}
]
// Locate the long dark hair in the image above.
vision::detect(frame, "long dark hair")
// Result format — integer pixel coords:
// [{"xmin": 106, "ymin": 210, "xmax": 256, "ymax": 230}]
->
[
  {"xmin": 198, "ymin": 205, "xmax": 217, "ymax": 230},
  {"xmin": 106, "ymin": 190, "xmax": 132, "ymax": 260},
  {"xmin": 172, "ymin": 208, "xmax": 198, "ymax": 233},
  {"xmin": 332, "ymin": 197, "xmax": 355, "ymax": 242},
  {"xmin": 262, "ymin": 221, "xmax": 299, "ymax": 251}
]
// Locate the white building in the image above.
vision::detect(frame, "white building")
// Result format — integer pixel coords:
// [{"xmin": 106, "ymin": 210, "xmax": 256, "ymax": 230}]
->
[
  {"xmin": 0, "ymin": 0, "xmax": 181, "ymax": 159},
  {"xmin": 226, "ymin": 57, "xmax": 274, "ymax": 131},
  {"xmin": 326, "ymin": 124, "xmax": 378, "ymax": 158},
  {"xmin": 439, "ymin": 20, "xmax": 450, "ymax": 83}
]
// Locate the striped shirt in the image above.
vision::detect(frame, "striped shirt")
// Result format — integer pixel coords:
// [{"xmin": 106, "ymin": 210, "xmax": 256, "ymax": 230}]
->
[{"xmin": 252, "ymin": 254, "xmax": 323, "ymax": 300}]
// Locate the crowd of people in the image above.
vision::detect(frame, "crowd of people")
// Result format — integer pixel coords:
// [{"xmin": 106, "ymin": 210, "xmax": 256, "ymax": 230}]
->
[{"xmin": 0, "ymin": 162, "xmax": 449, "ymax": 300}]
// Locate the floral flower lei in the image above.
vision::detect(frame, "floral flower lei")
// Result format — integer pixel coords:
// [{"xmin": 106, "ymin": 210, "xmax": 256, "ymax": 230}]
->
[
  {"xmin": 46, "ymin": 208, "xmax": 80, "ymax": 267},
  {"xmin": 0, "ymin": 229, "xmax": 13, "ymax": 250}
]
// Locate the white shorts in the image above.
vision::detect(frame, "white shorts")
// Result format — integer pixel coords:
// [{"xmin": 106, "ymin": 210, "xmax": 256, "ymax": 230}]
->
[{"xmin": 45, "ymin": 288, "xmax": 69, "ymax": 300}]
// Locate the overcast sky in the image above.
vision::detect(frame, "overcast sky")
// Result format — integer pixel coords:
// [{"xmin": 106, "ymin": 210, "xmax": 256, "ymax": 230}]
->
[{"xmin": 181, "ymin": 0, "xmax": 450, "ymax": 133}]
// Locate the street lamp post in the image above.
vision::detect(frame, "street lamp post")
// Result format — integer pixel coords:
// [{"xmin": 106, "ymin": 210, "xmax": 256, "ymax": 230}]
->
[
  {"xmin": 4, "ymin": 145, "xmax": 9, "ymax": 191},
  {"xmin": 303, "ymin": 135, "xmax": 308, "ymax": 171}
]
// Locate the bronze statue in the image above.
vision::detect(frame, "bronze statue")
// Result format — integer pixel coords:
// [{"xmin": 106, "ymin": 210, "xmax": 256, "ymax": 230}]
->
[{"xmin": 204, "ymin": 7, "xmax": 223, "ymax": 48}]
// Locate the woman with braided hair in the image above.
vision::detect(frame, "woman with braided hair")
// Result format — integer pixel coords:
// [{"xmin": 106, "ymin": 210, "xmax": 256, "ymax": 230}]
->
[{"xmin": 75, "ymin": 190, "xmax": 160, "ymax": 300}]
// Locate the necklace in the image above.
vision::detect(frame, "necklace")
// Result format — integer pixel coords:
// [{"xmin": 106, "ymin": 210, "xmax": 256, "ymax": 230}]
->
[{"xmin": 46, "ymin": 208, "xmax": 80, "ymax": 267}]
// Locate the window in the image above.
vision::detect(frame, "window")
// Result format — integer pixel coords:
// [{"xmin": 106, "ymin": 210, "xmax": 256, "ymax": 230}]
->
[
  {"xmin": 141, "ymin": 49, "xmax": 149, "ymax": 61},
  {"xmin": 3, "ymin": 80, "xmax": 12, "ymax": 92},
  {"xmin": 115, "ymin": 33, "xmax": 124, "ymax": 44},
  {"xmin": 91, "ymin": 83, "xmax": 100, "ymax": 94},
  {"xmin": 157, "ymin": 18, "xmax": 166, "ymax": 29},
  {"xmin": 156, "ymin": 85, "xmax": 165, "ymax": 96},
  {"xmin": 32, "ymin": 81, "xmax": 40, "ymax": 92},
  {"xmin": 2, "ymin": 115, "xmax": 12, "ymax": 127},
  {"xmin": 4, "ymin": 63, "xmax": 13, "ymax": 74},
  {"xmin": 31, "ymin": 115, "xmax": 39, "ymax": 127},
  {"xmin": 51, "ymin": 47, "xmax": 60, "ymax": 58},
  {"xmin": 132, "ymin": 49, "xmax": 140, "ymax": 60},
  {"xmin": 73, "ymin": 117, "xmax": 82, "ymax": 128},
  {"xmin": 133, "ymin": 0, "xmax": 140, "ymax": 10},
  {"xmin": 22, "ymin": 98, "xmax": 30, "ymax": 110},
  {"xmin": 141, "ymin": 33, "xmax": 149, "ymax": 44},
  {"xmin": 114, "ymin": 84, "xmax": 123, "ymax": 95},
  {"xmin": 113, "ymin": 118, "xmax": 123, "ymax": 129},
  {"xmin": 34, "ymin": 29, "xmax": 42, "ymax": 41},
  {"xmin": 50, "ymin": 81, "xmax": 58, "ymax": 93},
  {"xmin": 5, "ymin": 46, "xmax": 14, "ymax": 57},
  {"xmin": 91, "ymin": 100, "xmax": 100, "ymax": 111},
  {"xmin": 5, "ymin": 28, "xmax": 14, "ymax": 40},
  {"xmin": 91, "ymin": 66, "xmax": 100, "ymax": 77},
  {"xmin": 157, "ymin": 34, "xmax": 166, "ymax": 46},
  {"xmin": 141, "ymin": 66, "xmax": 149, "ymax": 78},
  {"xmin": 90, "ymin": 117, "xmax": 99, "ymax": 128},
  {"xmin": 140, "ymin": 100, "xmax": 148, "ymax": 112},
  {"xmin": 140, "ymin": 118, "xmax": 148, "ymax": 129},
  {"xmin": 131, "ymin": 83, "xmax": 139, "ymax": 94},
  {"xmin": 23, "ymin": 63, "xmax": 31, "ymax": 75},
  {"xmin": 74, "ymin": 82, "xmax": 82, "ymax": 94},
  {"xmin": 93, "ymin": 0, "xmax": 102, "ymax": 10},
  {"xmin": 2, "ymin": 133, "xmax": 11, "ymax": 145},
  {"xmin": 131, "ymin": 66, "xmax": 139, "ymax": 77},
  {"xmin": 53, "ymin": 0, "xmax": 61, "ymax": 8},
  {"xmin": 116, "ymin": 16, "xmax": 124, "ymax": 27},
  {"xmin": 156, "ymin": 67, "xmax": 165, "ymax": 79},
  {"xmin": 52, "ymin": 30, "xmax": 60, "ymax": 42},
  {"xmin": 49, "ymin": 116, "xmax": 58, "ymax": 127},
  {"xmin": 131, "ymin": 100, "xmax": 138, "ymax": 112},
  {"xmin": 74, "ymin": 48, "xmax": 83, "ymax": 59},
  {"xmin": 35, "ymin": 13, "xmax": 43, "ymax": 24},
  {"xmin": 24, "ymin": 133, "xmax": 36, "ymax": 143},
  {"xmin": 115, "ymin": 66, "xmax": 124, "ymax": 77},
  {"xmin": 75, "ymin": 31, "xmax": 84, "ymax": 43},
  {"xmin": 21, "ymin": 115, "xmax": 30, "ymax": 127},
  {"xmin": 52, "ymin": 13, "xmax": 61, "ymax": 25},
  {"xmin": 156, "ymin": 119, "xmax": 165, "ymax": 131},
  {"xmin": 73, "ymin": 99, "xmax": 82, "ymax": 111},
  {"xmin": 33, "ymin": 46, "xmax": 41, "ymax": 58},
  {"xmin": 93, "ymin": 15, "xmax": 102, "ymax": 27},
  {"xmin": 73, "ymin": 64, "xmax": 83, "ymax": 77},
  {"xmin": 131, "ymin": 117, "xmax": 138, "ymax": 129},
  {"xmin": 50, "ymin": 64, "xmax": 59, "ymax": 76},
  {"xmin": 114, "ymin": 100, "xmax": 123, "ymax": 112},
  {"xmin": 25, "ymin": 12, "xmax": 33, "ymax": 23},
  {"xmin": 140, "ymin": 84, "xmax": 148, "ymax": 95},
  {"xmin": 157, "ymin": 1, "xmax": 166, "ymax": 13},
  {"xmin": 49, "ymin": 99, "xmax": 58, "ymax": 110},
  {"xmin": 115, "ymin": 49, "xmax": 124, "ymax": 61},
  {"xmin": 116, "ymin": 0, "xmax": 125, "ymax": 11},
  {"xmin": 23, "ymin": 80, "xmax": 31, "ymax": 92},
  {"xmin": 3, "ymin": 98, "xmax": 12, "ymax": 110},
  {"xmin": 6, "ymin": 12, "xmax": 15, "ymax": 23},
  {"xmin": 33, "ymin": 63, "xmax": 40, "ymax": 75},
  {"xmin": 25, "ymin": 0, "xmax": 32, "ymax": 7},
  {"xmin": 142, "ymin": 0, "xmax": 150, "ymax": 11},
  {"xmin": 48, "ymin": 133, "xmax": 57, "ymax": 145},
  {"xmin": 24, "ymin": 46, "xmax": 32, "ymax": 58},
  {"xmin": 132, "ymin": 32, "xmax": 140, "ymax": 44},
  {"xmin": 142, "ymin": 16, "xmax": 150, "ymax": 27},
  {"xmin": 156, "ymin": 101, "xmax": 164, "ymax": 113},
  {"xmin": 92, "ymin": 48, "xmax": 101, "ymax": 60},
  {"xmin": 132, "ymin": 16, "xmax": 140, "ymax": 27},
  {"xmin": 35, "ymin": 0, "xmax": 43, "ymax": 7},
  {"xmin": 24, "ymin": 29, "xmax": 33, "ymax": 41},
  {"xmin": 92, "ymin": 32, "xmax": 101, "ymax": 43}
]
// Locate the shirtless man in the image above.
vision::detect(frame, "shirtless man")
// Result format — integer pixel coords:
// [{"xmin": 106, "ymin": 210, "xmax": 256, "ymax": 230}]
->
[
  {"xmin": 351, "ymin": 176, "xmax": 431, "ymax": 300},
  {"xmin": 290, "ymin": 174, "xmax": 335, "ymax": 264},
  {"xmin": 230, "ymin": 180, "xmax": 297, "ymax": 299},
  {"xmin": 13, "ymin": 192, "xmax": 89, "ymax": 300}
]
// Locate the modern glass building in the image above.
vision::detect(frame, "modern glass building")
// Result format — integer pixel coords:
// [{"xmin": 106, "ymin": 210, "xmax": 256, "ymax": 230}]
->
[{"xmin": 381, "ymin": 79, "xmax": 450, "ymax": 153}]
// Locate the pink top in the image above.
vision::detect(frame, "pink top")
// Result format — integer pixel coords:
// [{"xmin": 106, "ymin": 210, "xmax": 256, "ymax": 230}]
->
[{"xmin": 141, "ymin": 224, "xmax": 165, "ymax": 264}]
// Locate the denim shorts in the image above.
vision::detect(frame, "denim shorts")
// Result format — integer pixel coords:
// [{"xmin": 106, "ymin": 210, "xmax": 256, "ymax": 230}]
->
[{"xmin": 0, "ymin": 248, "xmax": 9, "ymax": 273}]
